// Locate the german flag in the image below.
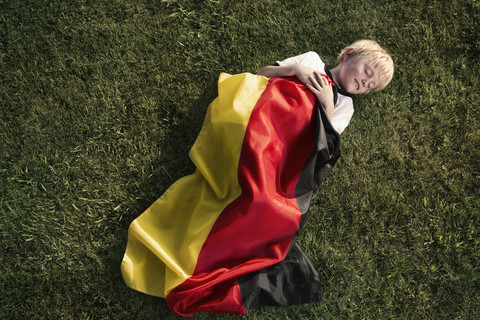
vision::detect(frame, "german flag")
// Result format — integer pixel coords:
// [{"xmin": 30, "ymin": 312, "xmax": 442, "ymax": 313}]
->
[{"xmin": 121, "ymin": 72, "xmax": 340, "ymax": 317}]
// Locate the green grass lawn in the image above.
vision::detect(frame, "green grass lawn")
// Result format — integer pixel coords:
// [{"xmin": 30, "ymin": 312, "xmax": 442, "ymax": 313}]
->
[{"xmin": 1, "ymin": 0, "xmax": 479, "ymax": 319}]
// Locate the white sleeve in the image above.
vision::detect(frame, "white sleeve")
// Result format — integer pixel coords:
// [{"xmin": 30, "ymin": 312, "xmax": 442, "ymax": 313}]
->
[
  {"xmin": 331, "ymin": 95, "xmax": 354, "ymax": 134},
  {"xmin": 276, "ymin": 51, "xmax": 325, "ymax": 72}
]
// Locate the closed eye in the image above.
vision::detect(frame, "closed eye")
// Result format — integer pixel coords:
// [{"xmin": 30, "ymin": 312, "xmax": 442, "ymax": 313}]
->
[{"xmin": 365, "ymin": 66, "xmax": 373, "ymax": 77}]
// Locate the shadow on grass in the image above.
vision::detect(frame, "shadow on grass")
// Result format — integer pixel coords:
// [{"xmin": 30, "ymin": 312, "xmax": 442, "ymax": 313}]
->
[
  {"xmin": 97, "ymin": 77, "xmax": 222, "ymax": 319},
  {"xmin": 128, "ymin": 77, "xmax": 220, "ymax": 215}
]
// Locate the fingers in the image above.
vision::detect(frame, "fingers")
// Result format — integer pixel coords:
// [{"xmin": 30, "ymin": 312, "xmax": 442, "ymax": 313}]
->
[
  {"xmin": 306, "ymin": 77, "xmax": 318, "ymax": 91},
  {"xmin": 303, "ymin": 72, "xmax": 334, "ymax": 108},
  {"xmin": 314, "ymin": 71, "xmax": 329, "ymax": 86},
  {"xmin": 304, "ymin": 72, "xmax": 331, "ymax": 95},
  {"xmin": 307, "ymin": 73, "xmax": 327, "ymax": 91}
]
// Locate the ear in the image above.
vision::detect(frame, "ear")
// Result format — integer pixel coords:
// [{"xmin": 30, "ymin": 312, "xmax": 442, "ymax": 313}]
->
[{"xmin": 343, "ymin": 48, "xmax": 354, "ymax": 62}]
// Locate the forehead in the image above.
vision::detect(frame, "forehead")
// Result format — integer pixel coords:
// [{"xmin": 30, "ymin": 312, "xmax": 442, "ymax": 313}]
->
[{"xmin": 352, "ymin": 56, "xmax": 377, "ymax": 68}]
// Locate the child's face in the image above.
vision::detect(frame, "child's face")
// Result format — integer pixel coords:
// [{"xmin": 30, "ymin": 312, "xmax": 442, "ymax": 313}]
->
[{"xmin": 335, "ymin": 56, "xmax": 379, "ymax": 94}]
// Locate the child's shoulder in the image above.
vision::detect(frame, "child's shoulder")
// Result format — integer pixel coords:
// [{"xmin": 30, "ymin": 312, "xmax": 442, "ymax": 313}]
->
[
  {"xmin": 277, "ymin": 51, "xmax": 325, "ymax": 71},
  {"xmin": 303, "ymin": 51, "xmax": 322, "ymax": 59},
  {"xmin": 298, "ymin": 51, "xmax": 324, "ymax": 71},
  {"xmin": 291, "ymin": 51, "xmax": 323, "ymax": 63}
]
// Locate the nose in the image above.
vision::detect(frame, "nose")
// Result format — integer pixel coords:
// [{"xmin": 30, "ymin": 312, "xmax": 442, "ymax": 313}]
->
[{"xmin": 362, "ymin": 78, "xmax": 373, "ymax": 88}]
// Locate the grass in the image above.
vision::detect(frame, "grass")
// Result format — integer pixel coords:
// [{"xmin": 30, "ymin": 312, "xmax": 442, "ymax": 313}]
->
[{"xmin": 1, "ymin": 0, "xmax": 479, "ymax": 319}]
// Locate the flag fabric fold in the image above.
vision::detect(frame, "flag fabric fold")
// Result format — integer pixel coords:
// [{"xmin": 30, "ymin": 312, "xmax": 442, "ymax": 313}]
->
[{"xmin": 121, "ymin": 72, "xmax": 341, "ymax": 317}]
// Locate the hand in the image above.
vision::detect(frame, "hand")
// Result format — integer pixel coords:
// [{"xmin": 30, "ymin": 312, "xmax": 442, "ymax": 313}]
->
[
  {"xmin": 292, "ymin": 65, "xmax": 317, "ymax": 85},
  {"xmin": 305, "ymin": 71, "xmax": 334, "ymax": 121}
]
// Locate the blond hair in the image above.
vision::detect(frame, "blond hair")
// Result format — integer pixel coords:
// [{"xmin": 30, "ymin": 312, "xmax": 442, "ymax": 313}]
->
[{"xmin": 337, "ymin": 40, "xmax": 394, "ymax": 91}]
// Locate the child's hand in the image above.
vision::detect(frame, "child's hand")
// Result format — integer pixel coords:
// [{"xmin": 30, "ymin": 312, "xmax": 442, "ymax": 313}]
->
[
  {"xmin": 292, "ymin": 65, "xmax": 317, "ymax": 85},
  {"xmin": 305, "ymin": 71, "xmax": 335, "ymax": 122}
]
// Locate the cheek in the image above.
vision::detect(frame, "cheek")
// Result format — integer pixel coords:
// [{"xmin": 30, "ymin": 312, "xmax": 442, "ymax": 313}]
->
[{"xmin": 346, "ymin": 67, "xmax": 358, "ymax": 78}]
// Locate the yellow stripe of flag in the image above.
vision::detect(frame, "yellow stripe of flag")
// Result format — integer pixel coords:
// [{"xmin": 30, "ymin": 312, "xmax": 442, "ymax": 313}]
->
[{"xmin": 121, "ymin": 73, "xmax": 269, "ymax": 297}]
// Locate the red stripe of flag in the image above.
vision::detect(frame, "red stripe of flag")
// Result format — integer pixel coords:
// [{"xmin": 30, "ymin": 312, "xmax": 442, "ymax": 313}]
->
[{"xmin": 167, "ymin": 77, "xmax": 318, "ymax": 316}]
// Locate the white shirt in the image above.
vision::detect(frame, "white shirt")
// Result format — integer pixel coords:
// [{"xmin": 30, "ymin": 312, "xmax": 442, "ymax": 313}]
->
[{"xmin": 276, "ymin": 51, "xmax": 354, "ymax": 134}]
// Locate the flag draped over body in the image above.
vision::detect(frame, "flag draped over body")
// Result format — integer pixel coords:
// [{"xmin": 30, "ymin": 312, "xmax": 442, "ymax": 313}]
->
[{"xmin": 121, "ymin": 72, "xmax": 341, "ymax": 317}]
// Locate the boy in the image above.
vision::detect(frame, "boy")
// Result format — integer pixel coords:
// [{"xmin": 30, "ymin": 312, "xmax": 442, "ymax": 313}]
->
[
  {"xmin": 257, "ymin": 39, "xmax": 394, "ymax": 134},
  {"xmin": 121, "ymin": 40, "xmax": 394, "ymax": 317}
]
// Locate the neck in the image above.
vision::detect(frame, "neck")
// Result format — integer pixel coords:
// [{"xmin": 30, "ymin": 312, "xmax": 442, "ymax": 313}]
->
[{"xmin": 329, "ymin": 65, "xmax": 342, "ymax": 90}]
